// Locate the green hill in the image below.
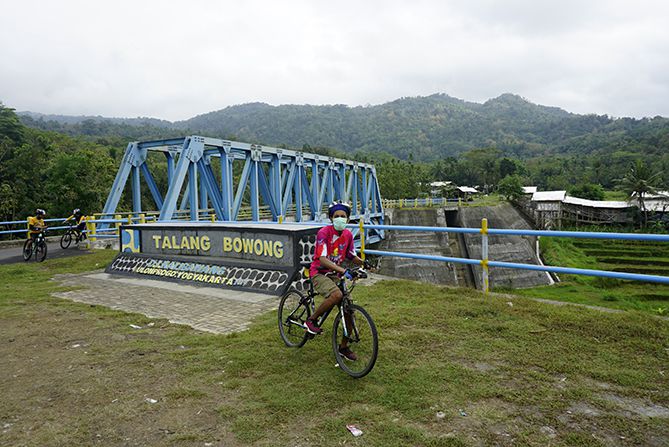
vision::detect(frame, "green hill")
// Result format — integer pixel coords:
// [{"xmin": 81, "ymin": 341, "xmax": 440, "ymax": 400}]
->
[{"xmin": 18, "ymin": 93, "xmax": 669, "ymax": 162}]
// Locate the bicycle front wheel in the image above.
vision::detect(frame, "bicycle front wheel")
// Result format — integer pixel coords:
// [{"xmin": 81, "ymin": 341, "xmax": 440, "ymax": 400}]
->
[
  {"xmin": 278, "ymin": 289, "xmax": 310, "ymax": 348},
  {"xmin": 332, "ymin": 304, "xmax": 378, "ymax": 378},
  {"xmin": 36, "ymin": 241, "xmax": 47, "ymax": 262},
  {"xmin": 60, "ymin": 231, "xmax": 72, "ymax": 249},
  {"xmin": 22, "ymin": 239, "xmax": 33, "ymax": 261}
]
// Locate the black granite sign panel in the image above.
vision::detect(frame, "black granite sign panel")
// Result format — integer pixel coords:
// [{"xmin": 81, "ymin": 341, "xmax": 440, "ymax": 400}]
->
[{"xmin": 109, "ymin": 222, "xmax": 320, "ymax": 295}]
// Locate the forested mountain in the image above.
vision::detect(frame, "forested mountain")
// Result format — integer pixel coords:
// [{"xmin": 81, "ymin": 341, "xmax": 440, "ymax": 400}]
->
[
  {"xmin": 5, "ymin": 94, "xmax": 668, "ymax": 218},
  {"xmin": 18, "ymin": 93, "xmax": 669, "ymax": 162}
]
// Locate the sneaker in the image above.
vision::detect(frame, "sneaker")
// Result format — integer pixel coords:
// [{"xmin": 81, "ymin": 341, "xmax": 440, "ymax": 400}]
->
[
  {"xmin": 339, "ymin": 346, "xmax": 358, "ymax": 361},
  {"xmin": 304, "ymin": 319, "xmax": 323, "ymax": 335}
]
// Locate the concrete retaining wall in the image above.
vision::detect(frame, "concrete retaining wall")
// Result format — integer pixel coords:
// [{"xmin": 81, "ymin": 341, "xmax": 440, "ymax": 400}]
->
[
  {"xmin": 377, "ymin": 208, "xmax": 459, "ymax": 286},
  {"xmin": 458, "ymin": 203, "xmax": 553, "ymax": 289}
]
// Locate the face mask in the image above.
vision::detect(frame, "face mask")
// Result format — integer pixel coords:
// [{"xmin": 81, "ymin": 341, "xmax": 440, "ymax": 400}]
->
[{"xmin": 333, "ymin": 217, "xmax": 348, "ymax": 231}]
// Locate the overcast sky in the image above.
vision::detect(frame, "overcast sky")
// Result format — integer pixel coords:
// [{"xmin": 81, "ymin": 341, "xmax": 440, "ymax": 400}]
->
[{"xmin": 1, "ymin": 0, "xmax": 668, "ymax": 121}]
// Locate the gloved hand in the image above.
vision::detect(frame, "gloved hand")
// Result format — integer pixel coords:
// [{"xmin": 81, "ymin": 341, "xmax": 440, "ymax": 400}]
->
[
  {"xmin": 363, "ymin": 260, "xmax": 372, "ymax": 270},
  {"xmin": 344, "ymin": 269, "xmax": 355, "ymax": 280}
]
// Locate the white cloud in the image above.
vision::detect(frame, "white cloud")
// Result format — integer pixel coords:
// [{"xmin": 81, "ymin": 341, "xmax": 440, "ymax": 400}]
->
[{"xmin": 0, "ymin": 0, "xmax": 668, "ymax": 120}]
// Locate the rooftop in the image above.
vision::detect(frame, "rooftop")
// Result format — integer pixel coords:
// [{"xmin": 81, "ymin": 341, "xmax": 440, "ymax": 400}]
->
[{"xmin": 531, "ymin": 190, "xmax": 566, "ymax": 202}]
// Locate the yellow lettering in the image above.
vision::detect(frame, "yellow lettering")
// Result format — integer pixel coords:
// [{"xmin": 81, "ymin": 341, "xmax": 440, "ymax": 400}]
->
[
  {"xmin": 171, "ymin": 235, "xmax": 178, "ymax": 248},
  {"xmin": 233, "ymin": 237, "xmax": 243, "ymax": 253},
  {"xmin": 162, "ymin": 237, "xmax": 172, "ymax": 249},
  {"xmin": 181, "ymin": 236, "xmax": 190, "ymax": 250},
  {"xmin": 223, "ymin": 236, "xmax": 232, "ymax": 252},
  {"xmin": 190, "ymin": 236, "xmax": 200, "ymax": 250},
  {"xmin": 152, "ymin": 235, "xmax": 161, "ymax": 248},
  {"xmin": 243, "ymin": 238, "xmax": 254, "ymax": 253},
  {"xmin": 201, "ymin": 235, "xmax": 210, "ymax": 251},
  {"xmin": 263, "ymin": 240, "xmax": 272, "ymax": 257},
  {"xmin": 274, "ymin": 241, "xmax": 284, "ymax": 259},
  {"xmin": 254, "ymin": 239, "xmax": 263, "ymax": 255}
]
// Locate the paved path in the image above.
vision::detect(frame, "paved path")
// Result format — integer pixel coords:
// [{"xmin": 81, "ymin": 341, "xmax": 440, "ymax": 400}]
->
[
  {"xmin": 52, "ymin": 271, "xmax": 278, "ymax": 334},
  {"xmin": 0, "ymin": 241, "xmax": 93, "ymax": 265}
]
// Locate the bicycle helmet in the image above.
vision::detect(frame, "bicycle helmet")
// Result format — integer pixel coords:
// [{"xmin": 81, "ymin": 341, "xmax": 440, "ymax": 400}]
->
[
  {"xmin": 328, "ymin": 201, "xmax": 351, "ymax": 218},
  {"xmin": 36, "ymin": 208, "xmax": 46, "ymax": 217},
  {"xmin": 73, "ymin": 208, "xmax": 81, "ymax": 214}
]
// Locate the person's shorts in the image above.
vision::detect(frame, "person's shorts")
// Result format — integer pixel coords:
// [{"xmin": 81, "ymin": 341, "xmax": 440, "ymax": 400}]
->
[{"xmin": 311, "ymin": 273, "xmax": 339, "ymax": 298}]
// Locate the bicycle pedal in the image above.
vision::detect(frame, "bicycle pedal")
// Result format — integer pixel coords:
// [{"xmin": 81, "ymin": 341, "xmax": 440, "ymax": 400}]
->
[{"xmin": 306, "ymin": 333, "xmax": 315, "ymax": 340}]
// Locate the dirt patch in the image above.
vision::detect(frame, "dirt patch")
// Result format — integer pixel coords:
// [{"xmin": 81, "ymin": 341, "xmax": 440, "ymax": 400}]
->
[
  {"xmin": 418, "ymin": 399, "xmax": 529, "ymax": 446},
  {"xmin": 0, "ymin": 307, "xmax": 245, "ymax": 447},
  {"xmin": 600, "ymin": 393, "xmax": 669, "ymax": 418},
  {"xmin": 457, "ymin": 359, "xmax": 503, "ymax": 373}
]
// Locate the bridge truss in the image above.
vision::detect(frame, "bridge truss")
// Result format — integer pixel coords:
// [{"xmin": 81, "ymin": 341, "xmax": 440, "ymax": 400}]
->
[{"xmin": 101, "ymin": 136, "xmax": 384, "ymax": 243}]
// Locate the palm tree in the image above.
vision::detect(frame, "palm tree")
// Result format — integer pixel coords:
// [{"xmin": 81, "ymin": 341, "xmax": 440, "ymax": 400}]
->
[{"xmin": 618, "ymin": 160, "xmax": 663, "ymax": 228}]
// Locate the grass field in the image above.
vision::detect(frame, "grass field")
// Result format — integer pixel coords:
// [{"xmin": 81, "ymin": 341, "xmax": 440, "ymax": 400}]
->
[
  {"xmin": 511, "ymin": 237, "xmax": 669, "ymax": 316},
  {"xmin": 1, "ymin": 251, "xmax": 668, "ymax": 446}
]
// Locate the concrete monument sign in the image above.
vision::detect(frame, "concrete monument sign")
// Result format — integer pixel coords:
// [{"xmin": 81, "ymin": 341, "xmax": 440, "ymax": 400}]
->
[{"xmin": 106, "ymin": 222, "xmax": 319, "ymax": 295}]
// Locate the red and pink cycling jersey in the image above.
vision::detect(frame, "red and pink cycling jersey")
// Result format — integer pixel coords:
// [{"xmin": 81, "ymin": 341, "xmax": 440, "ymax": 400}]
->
[{"xmin": 309, "ymin": 225, "xmax": 356, "ymax": 277}]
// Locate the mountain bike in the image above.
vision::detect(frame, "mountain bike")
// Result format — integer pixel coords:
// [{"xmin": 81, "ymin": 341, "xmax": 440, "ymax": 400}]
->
[
  {"xmin": 278, "ymin": 265, "xmax": 378, "ymax": 378},
  {"xmin": 23, "ymin": 230, "xmax": 48, "ymax": 262},
  {"xmin": 60, "ymin": 224, "xmax": 86, "ymax": 249}
]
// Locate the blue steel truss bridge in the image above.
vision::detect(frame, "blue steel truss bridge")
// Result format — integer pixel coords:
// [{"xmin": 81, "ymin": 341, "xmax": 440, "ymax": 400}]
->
[{"xmin": 101, "ymin": 136, "xmax": 385, "ymax": 244}]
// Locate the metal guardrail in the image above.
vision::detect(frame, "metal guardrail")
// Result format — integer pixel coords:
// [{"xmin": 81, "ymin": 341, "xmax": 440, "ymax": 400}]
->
[
  {"xmin": 356, "ymin": 219, "xmax": 669, "ymax": 291},
  {"xmin": 0, "ymin": 217, "xmax": 85, "ymax": 236},
  {"xmin": 5, "ymin": 209, "xmax": 668, "ymax": 293},
  {"xmin": 382, "ymin": 197, "xmax": 460, "ymax": 208},
  {"xmin": 0, "ymin": 197, "xmax": 453, "ymax": 239}
]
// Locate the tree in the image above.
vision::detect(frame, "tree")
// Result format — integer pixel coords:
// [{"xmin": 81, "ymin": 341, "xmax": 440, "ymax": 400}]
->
[
  {"xmin": 0, "ymin": 183, "xmax": 17, "ymax": 221},
  {"xmin": 499, "ymin": 157, "xmax": 520, "ymax": 178},
  {"xmin": 497, "ymin": 175, "xmax": 524, "ymax": 202},
  {"xmin": 569, "ymin": 183, "xmax": 605, "ymax": 201},
  {"xmin": 618, "ymin": 160, "xmax": 663, "ymax": 228},
  {"xmin": 462, "ymin": 147, "xmax": 502, "ymax": 190},
  {"xmin": 0, "ymin": 103, "xmax": 25, "ymax": 145}
]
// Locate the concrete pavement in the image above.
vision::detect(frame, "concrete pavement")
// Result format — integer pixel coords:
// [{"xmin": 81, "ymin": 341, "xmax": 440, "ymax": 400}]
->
[{"xmin": 51, "ymin": 271, "xmax": 278, "ymax": 334}]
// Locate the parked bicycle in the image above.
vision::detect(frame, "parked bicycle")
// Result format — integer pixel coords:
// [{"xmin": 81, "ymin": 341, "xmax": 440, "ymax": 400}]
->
[
  {"xmin": 278, "ymin": 265, "xmax": 378, "ymax": 378},
  {"xmin": 23, "ymin": 229, "xmax": 48, "ymax": 262},
  {"xmin": 60, "ymin": 224, "xmax": 86, "ymax": 249}
]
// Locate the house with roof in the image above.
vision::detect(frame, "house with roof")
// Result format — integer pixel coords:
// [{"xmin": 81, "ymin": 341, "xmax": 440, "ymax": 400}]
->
[
  {"xmin": 456, "ymin": 186, "xmax": 479, "ymax": 200},
  {"xmin": 525, "ymin": 190, "xmax": 638, "ymax": 228},
  {"xmin": 429, "ymin": 181, "xmax": 454, "ymax": 197}
]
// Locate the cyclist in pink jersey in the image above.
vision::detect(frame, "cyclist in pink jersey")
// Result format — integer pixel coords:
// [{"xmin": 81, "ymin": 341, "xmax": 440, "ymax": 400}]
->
[{"xmin": 305, "ymin": 201, "xmax": 370, "ymax": 361}]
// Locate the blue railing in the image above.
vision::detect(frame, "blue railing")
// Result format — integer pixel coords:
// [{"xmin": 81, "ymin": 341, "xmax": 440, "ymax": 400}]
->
[
  {"xmin": 358, "ymin": 220, "xmax": 669, "ymax": 291},
  {"xmin": 4, "ymin": 212, "xmax": 668, "ymax": 291},
  {"xmin": 0, "ymin": 217, "xmax": 79, "ymax": 235},
  {"xmin": 0, "ymin": 216, "xmax": 149, "ymax": 240},
  {"xmin": 206, "ymin": 219, "xmax": 669, "ymax": 288},
  {"xmin": 383, "ymin": 197, "xmax": 463, "ymax": 208}
]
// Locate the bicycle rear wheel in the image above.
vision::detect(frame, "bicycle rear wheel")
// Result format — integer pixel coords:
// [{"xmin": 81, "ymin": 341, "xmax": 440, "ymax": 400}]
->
[
  {"xmin": 332, "ymin": 304, "xmax": 378, "ymax": 378},
  {"xmin": 60, "ymin": 231, "xmax": 72, "ymax": 249},
  {"xmin": 22, "ymin": 239, "xmax": 33, "ymax": 261},
  {"xmin": 36, "ymin": 241, "xmax": 48, "ymax": 262},
  {"xmin": 278, "ymin": 289, "xmax": 310, "ymax": 348}
]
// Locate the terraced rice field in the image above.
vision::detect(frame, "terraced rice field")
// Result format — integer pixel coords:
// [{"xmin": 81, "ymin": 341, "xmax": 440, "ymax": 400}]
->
[
  {"xmin": 512, "ymin": 238, "xmax": 669, "ymax": 315},
  {"xmin": 576, "ymin": 239, "xmax": 669, "ymax": 278}
]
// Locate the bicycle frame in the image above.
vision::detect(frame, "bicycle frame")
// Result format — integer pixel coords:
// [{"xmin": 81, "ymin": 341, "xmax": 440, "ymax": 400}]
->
[
  {"xmin": 301, "ymin": 275, "xmax": 360, "ymax": 339},
  {"xmin": 25, "ymin": 230, "xmax": 47, "ymax": 261}
]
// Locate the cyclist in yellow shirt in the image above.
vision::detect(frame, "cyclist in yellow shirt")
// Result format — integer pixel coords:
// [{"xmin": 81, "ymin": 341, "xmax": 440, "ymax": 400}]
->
[
  {"xmin": 63, "ymin": 208, "xmax": 87, "ymax": 240},
  {"xmin": 27, "ymin": 209, "xmax": 47, "ymax": 239}
]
